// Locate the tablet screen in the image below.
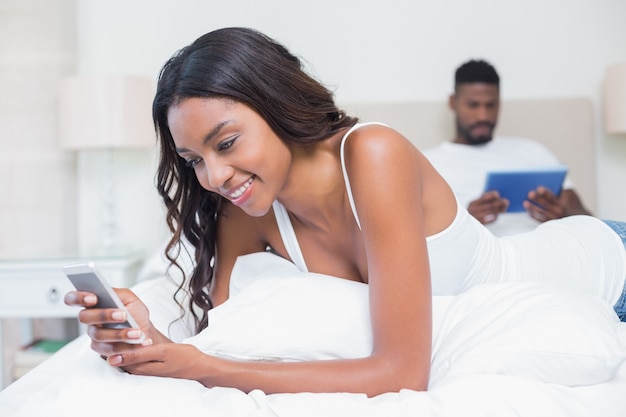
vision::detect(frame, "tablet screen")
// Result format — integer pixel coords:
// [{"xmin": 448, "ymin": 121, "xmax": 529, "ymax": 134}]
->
[{"xmin": 483, "ymin": 166, "xmax": 568, "ymax": 212}]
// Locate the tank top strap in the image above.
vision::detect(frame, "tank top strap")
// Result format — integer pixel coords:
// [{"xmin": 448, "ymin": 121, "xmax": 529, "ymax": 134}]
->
[
  {"xmin": 340, "ymin": 122, "xmax": 388, "ymax": 230},
  {"xmin": 272, "ymin": 200, "xmax": 308, "ymax": 272},
  {"xmin": 271, "ymin": 122, "xmax": 386, "ymax": 271}
]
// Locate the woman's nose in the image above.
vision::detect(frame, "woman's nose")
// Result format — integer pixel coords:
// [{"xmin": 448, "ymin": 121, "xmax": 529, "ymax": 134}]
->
[{"xmin": 205, "ymin": 160, "xmax": 233, "ymax": 189}]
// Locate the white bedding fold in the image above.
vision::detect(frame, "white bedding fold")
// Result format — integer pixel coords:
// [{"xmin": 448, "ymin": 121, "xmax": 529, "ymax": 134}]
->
[
  {"xmin": 2, "ymin": 336, "xmax": 625, "ymax": 417},
  {"xmin": 1, "ymin": 252, "xmax": 625, "ymax": 417}
]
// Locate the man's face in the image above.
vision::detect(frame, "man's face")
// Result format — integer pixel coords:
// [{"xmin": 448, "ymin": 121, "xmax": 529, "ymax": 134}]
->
[{"xmin": 450, "ymin": 83, "xmax": 500, "ymax": 145}]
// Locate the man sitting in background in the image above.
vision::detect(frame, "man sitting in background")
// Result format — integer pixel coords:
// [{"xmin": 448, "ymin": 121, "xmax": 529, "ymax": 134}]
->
[{"xmin": 423, "ymin": 59, "xmax": 591, "ymax": 236}]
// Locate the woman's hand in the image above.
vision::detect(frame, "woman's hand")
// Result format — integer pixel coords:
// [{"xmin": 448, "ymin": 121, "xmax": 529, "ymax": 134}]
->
[
  {"xmin": 104, "ymin": 343, "xmax": 214, "ymax": 384},
  {"xmin": 64, "ymin": 288, "xmax": 169, "ymax": 364}
]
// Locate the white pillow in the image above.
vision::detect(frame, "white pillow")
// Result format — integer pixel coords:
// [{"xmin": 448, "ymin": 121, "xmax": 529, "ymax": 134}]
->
[
  {"xmin": 183, "ymin": 252, "xmax": 626, "ymax": 386},
  {"xmin": 184, "ymin": 252, "xmax": 373, "ymax": 361},
  {"xmin": 429, "ymin": 281, "xmax": 626, "ymax": 387}
]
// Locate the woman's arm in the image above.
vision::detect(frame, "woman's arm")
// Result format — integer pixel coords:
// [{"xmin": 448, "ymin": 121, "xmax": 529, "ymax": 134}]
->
[{"xmin": 339, "ymin": 124, "xmax": 434, "ymax": 392}]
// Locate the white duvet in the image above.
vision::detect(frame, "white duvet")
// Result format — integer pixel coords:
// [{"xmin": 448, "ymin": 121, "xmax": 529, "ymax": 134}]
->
[{"xmin": 1, "ymin": 252, "xmax": 625, "ymax": 417}]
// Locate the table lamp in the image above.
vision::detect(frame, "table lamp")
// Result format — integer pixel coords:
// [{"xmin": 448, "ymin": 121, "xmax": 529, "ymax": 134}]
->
[{"xmin": 58, "ymin": 75, "xmax": 156, "ymax": 254}]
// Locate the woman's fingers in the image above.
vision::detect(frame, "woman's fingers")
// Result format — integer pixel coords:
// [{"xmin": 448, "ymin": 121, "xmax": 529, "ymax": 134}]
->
[
  {"xmin": 77, "ymin": 307, "xmax": 129, "ymax": 326},
  {"xmin": 64, "ymin": 290, "xmax": 98, "ymax": 307},
  {"xmin": 87, "ymin": 325, "xmax": 147, "ymax": 343}
]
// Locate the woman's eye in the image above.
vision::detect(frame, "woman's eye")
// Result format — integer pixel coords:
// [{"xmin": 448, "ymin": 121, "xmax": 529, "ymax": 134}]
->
[
  {"xmin": 185, "ymin": 158, "xmax": 201, "ymax": 168},
  {"xmin": 218, "ymin": 136, "xmax": 237, "ymax": 151}
]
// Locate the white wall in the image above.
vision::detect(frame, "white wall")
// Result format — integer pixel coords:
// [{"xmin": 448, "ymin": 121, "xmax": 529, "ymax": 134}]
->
[
  {"xmin": 0, "ymin": 0, "xmax": 77, "ymax": 258},
  {"xmin": 75, "ymin": 0, "xmax": 626, "ymax": 256}
]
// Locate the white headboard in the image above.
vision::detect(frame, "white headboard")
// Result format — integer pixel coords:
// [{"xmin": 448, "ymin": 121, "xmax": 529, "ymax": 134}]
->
[{"xmin": 343, "ymin": 98, "xmax": 596, "ymax": 212}]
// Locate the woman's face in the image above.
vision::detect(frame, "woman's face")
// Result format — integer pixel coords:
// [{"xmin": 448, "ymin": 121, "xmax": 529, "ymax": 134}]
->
[{"xmin": 168, "ymin": 97, "xmax": 292, "ymax": 217}]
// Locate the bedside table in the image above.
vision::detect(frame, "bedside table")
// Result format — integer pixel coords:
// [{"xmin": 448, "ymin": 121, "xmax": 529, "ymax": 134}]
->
[{"xmin": 0, "ymin": 252, "xmax": 144, "ymax": 389}]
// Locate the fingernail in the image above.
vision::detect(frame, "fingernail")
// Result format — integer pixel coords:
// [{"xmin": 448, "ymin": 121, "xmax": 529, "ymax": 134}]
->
[
  {"xmin": 84, "ymin": 295, "xmax": 97, "ymax": 304},
  {"xmin": 108, "ymin": 355, "xmax": 122, "ymax": 365},
  {"xmin": 127, "ymin": 329, "xmax": 142, "ymax": 338},
  {"xmin": 142, "ymin": 338, "xmax": 153, "ymax": 347},
  {"xmin": 64, "ymin": 293, "xmax": 77, "ymax": 305},
  {"xmin": 111, "ymin": 311, "xmax": 126, "ymax": 321}
]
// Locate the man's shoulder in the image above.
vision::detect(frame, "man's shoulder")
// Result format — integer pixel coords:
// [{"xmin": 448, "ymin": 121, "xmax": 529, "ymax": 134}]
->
[
  {"xmin": 421, "ymin": 141, "xmax": 466, "ymax": 155},
  {"xmin": 490, "ymin": 136, "xmax": 545, "ymax": 147},
  {"xmin": 422, "ymin": 137, "xmax": 554, "ymax": 160},
  {"xmin": 493, "ymin": 135, "xmax": 542, "ymax": 145},
  {"xmin": 491, "ymin": 136, "xmax": 551, "ymax": 152},
  {"xmin": 489, "ymin": 136, "xmax": 562, "ymax": 166}
]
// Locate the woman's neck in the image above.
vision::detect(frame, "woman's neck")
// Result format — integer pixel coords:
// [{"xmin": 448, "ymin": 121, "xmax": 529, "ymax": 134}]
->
[{"xmin": 277, "ymin": 132, "xmax": 348, "ymax": 231}]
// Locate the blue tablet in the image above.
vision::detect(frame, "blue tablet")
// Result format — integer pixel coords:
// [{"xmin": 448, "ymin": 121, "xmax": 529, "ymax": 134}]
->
[{"xmin": 483, "ymin": 166, "xmax": 568, "ymax": 212}]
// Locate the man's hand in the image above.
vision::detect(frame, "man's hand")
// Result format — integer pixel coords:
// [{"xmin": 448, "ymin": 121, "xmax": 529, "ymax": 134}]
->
[
  {"xmin": 467, "ymin": 191, "xmax": 509, "ymax": 224},
  {"xmin": 524, "ymin": 187, "xmax": 591, "ymax": 222}
]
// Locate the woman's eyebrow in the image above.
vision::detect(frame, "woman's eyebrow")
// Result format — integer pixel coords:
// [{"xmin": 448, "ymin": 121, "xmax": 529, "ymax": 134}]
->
[
  {"xmin": 175, "ymin": 120, "xmax": 234, "ymax": 153},
  {"xmin": 202, "ymin": 120, "xmax": 234, "ymax": 145}
]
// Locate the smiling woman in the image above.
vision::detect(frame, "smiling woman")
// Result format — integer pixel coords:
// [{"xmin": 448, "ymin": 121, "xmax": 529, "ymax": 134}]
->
[{"xmin": 63, "ymin": 27, "xmax": 626, "ymax": 398}]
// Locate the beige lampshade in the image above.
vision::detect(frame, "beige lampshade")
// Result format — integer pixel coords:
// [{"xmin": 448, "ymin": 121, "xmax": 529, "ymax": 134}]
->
[
  {"xmin": 605, "ymin": 62, "xmax": 626, "ymax": 135},
  {"xmin": 58, "ymin": 75, "xmax": 156, "ymax": 149}
]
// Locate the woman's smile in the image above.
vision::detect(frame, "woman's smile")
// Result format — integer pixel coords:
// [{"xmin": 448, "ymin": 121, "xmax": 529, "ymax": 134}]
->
[{"xmin": 224, "ymin": 176, "xmax": 255, "ymax": 205}]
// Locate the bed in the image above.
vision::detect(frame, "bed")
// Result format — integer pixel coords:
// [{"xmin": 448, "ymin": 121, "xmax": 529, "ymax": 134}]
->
[{"xmin": 1, "ymin": 98, "xmax": 624, "ymax": 417}]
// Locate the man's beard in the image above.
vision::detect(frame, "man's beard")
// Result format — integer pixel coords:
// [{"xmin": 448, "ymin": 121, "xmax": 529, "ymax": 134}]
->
[{"xmin": 457, "ymin": 120, "xmax": 495, "ymax": 145}]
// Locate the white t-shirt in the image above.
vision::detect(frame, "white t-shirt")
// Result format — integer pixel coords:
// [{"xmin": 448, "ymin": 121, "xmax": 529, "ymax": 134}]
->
[{"xmin": 422, "ymin": 137, "xmax": 574, "ymax": 236}]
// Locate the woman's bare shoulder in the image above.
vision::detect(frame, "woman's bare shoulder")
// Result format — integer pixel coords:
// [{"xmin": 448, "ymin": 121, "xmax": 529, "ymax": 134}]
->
[
  {"xmin": 340, "ymin": 123, "xmax": 456, "ymax": 234},
  {"xmin": 341, "ymin": 124, "xmax": 421, "ymax": 171}
]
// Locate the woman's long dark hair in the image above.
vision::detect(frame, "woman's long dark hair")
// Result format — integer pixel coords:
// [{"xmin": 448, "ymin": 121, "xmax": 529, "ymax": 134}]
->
[{"xmin": 153, "ymin": 27, "xmax": 358, "ymax": 333}]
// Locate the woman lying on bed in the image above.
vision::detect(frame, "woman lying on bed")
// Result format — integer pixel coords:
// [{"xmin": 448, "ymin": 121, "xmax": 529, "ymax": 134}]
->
[{"xmin": 64, "ymin": 27, "xmax": 626, "ymax": 397}]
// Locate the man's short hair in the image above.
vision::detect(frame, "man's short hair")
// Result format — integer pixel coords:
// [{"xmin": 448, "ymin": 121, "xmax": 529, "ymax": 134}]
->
[{"xmin": 454, "ymin": 59, "xmax": 499, "ymax": 91}]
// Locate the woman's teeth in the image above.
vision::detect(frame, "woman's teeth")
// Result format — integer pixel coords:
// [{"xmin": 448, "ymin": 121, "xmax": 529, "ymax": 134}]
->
[{"xmin": 229, "ymin": 177, "xmax": 254, "ymax": 199}]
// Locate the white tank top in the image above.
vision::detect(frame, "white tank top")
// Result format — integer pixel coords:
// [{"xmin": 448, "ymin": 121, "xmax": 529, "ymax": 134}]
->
[{"xmin": 272, "ymin": 123, "xmax": 626, "ymax": 304}]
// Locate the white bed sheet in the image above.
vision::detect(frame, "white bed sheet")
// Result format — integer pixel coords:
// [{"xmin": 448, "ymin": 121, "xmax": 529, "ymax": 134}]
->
[
  {"xmin": 1, "ymin": 253, "xmax": 625, "ymax": 417},
  {"xmin": 1, "ymin": 333, "xmax": 625, "ymax": 417}
]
